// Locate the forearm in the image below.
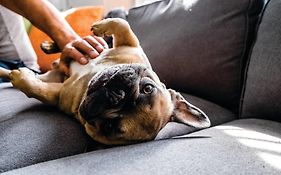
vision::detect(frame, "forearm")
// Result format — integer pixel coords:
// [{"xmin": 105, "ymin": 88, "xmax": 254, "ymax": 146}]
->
[
  {"xmin": 1, "ymin": 0, "xmax": 108, "ymax": 70},
  {"xmin": 0, "ymin": 0, "xmax": 79, "ymax": 50}
]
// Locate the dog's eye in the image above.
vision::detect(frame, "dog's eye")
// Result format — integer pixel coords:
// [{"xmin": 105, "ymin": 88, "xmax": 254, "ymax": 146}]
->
[{"xmin": 142, "ymin": 84, "xmax": 154, "ymax": 94}]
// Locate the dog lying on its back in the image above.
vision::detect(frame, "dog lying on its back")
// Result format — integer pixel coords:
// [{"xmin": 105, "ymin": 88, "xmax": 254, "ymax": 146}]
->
[{"xmin": 0, "ymin": 18, "xmax": 210, "ymax": 145}]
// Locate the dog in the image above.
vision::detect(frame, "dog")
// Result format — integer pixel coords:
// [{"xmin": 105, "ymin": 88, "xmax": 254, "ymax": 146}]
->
[{"xmin": 0, "ymin": 18, "xmax": 210, "ymax": 145}]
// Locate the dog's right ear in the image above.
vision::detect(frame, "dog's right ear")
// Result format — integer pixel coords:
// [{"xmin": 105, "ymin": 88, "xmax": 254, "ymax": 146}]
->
[{"xmin": 168, "ymin": 89, "xmax": 211, "ymax": 128}]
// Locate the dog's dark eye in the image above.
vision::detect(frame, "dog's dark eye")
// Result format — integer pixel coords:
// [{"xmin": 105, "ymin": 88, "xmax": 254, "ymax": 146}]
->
[{"xmin": 142, "ymin": 84, "xmax": 154, "ymax": 94}]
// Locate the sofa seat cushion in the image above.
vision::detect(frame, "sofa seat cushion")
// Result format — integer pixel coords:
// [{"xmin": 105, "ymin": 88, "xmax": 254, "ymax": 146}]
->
[
  {"xmin": 156, "ymin": 92, "xmax": 236, "ymax": 139},
  {"xmin": 241, "ymin": 0, "xmax": 281, "ymax": 121},
  {"xmin": 0, "ymin": 83, "xmax": 90, "ymax": 173},
  {"xmin": 127, "ymin": 0, "xmax": 265, "ymax": 112},
  {"xmin": 4, "ymin": 119, "xmax": 280, "ymax": 175},
  {"xmin": 0, "ymin": 83, "xmax": 236, "ymax": 172}
]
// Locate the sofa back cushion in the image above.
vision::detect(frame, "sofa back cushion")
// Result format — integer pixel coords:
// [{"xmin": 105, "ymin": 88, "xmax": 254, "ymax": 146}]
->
[
  {"xmin": 127, "ymin": 0, "xmax": 264, "ymax": 112},
  {"xmin": 241, "ymin": 0, "xmax": 281, "ymax": 121}
]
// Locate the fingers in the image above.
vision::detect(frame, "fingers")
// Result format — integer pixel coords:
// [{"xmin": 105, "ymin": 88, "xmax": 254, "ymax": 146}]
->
[
  {"xmin": 61, "ymin": 36, "xmax": 108, "ymax": 63},
  {"xmin": 73, "ymin": 38, "xmax": 100, "ymax": 58},
  {"xmin": 59, "ymin": 35, "xmax": 108, "ymax": 74},
  {"xmin": 60, "ymin": 44, "xmax": 88, "ymax": 64},
  {"xmin": 83, "ymin": 36, "xmax": 102, "ymax": 53},
  {"xmin": 92, "ymin": 36, "xmax": 109, "ymax": 49},
  {"xmin": 58, "ymin": 61, "xmax": 70, "ymax": 76}
]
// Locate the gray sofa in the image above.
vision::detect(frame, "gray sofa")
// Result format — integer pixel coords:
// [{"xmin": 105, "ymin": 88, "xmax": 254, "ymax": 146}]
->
[{"xmin": 1, "ymin": 0, "xmax": 281, "ymax": 174}]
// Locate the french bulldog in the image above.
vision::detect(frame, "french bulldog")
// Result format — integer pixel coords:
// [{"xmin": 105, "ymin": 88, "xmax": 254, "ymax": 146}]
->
[{"xmin": 0, "ymin": 18, "xmax": 210, "ymax": 145}]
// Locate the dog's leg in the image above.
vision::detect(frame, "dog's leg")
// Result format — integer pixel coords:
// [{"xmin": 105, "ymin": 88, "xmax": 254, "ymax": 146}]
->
[
  {"xmin": 0, "ymin": 67, "xmax": 11, "ymax": 80},
  {"xmin": 8, "ymin": 68, "xmax": 62, "ymax": 105},
  {"xmin": 37, "ymin": 60, "xmax": 66, "ymax": 83},
  {"xmin": 91, "ymin": 18, "xmax": 139, "ymax": 47}
]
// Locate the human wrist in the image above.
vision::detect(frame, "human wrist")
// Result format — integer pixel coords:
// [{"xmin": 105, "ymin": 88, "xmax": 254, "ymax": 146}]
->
[{"xmin": 53, "ymin": 28, "xmax": 80, "ymax": 50}]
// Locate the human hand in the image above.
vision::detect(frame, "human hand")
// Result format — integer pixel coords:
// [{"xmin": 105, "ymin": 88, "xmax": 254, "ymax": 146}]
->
[{"xmin": 59, "ymin": 35, "xmax": 108, "ymax": 74}]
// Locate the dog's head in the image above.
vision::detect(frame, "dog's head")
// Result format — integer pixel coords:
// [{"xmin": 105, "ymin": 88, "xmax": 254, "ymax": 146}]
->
[{"xmin": 79, "ymin": 64, "xmax": 210, "ymax": 145}]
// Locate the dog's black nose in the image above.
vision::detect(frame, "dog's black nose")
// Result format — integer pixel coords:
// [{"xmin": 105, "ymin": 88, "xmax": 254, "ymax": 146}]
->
[
  {"xmin": 80, "ymin": 64, "xmax": 147, "ymax": 121},
  {"xmin": 107, "ymin": 66, "xmax": 141, "ymax": 91},
  {"xmin": 104, "ymin": 67, "xmax": 140, "ymax": 106},
  {"xmin": 106, "ymin": 89, "xmax": 126, "ymax": 106}
]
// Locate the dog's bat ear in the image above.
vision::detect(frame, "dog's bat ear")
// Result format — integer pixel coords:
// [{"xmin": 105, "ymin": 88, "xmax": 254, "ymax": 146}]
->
[{"xmin": 168, "ymin": 89, "xmax": 211, "ymax": 128}]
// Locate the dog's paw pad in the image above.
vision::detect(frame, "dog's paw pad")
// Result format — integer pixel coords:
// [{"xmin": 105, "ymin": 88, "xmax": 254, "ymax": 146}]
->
[
  {"xmin": 91, "ymin": 20, "xmax": 114, "ymax": 37},
  {"xmin": 10, "ymin": 68, "xmax": 30, "ymax": 80},
  {"xmin": 9, "ymin": 68, "xmax": 38, "ymax": 90},
  {"xmin": 91, "ymin": 24, "xmax": 104, "ymax": 36}
]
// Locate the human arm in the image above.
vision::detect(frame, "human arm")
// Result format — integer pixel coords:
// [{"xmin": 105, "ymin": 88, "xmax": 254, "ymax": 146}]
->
[{"xmin": 0, "ymin": 0, "xmax": 108, "ymax": 70}]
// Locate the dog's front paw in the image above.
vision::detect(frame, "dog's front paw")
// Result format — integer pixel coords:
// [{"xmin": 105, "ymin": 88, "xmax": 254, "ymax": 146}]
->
[
  {"xmin": 91, "ymin": 19, "xmax": 119, "ymax": 37},
  {"xmin": 91, "ymin": 23, "xmax": 110, "ymax": 37},
  {"xmin": 9, "ymin": 68, "xmax": 40, "ymax": 96}
]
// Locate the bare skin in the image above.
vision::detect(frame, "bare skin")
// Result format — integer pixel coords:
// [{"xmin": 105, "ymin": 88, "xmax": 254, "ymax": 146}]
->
[{"xmin": 0, "ymin": 0, "xmax": 108, "ymax": 72}]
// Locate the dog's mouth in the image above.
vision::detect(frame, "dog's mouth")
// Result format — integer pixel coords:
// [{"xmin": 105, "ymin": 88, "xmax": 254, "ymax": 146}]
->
[{"xmin": 79, "ymin": 64, "xmax": 148, "ymax": 122}]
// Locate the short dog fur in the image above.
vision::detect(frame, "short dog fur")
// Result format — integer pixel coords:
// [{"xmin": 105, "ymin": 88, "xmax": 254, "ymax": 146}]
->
[{"xmin": 0, "ymin": 18, "xmax": 210, "ymax": 145}]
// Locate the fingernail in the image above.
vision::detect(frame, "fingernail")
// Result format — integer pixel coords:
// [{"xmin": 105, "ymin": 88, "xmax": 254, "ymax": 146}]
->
[
  {"xmin": 89, "ymin": 50, "xmax": 99, "ymax": 58},
  {"xmin": 79, "ymin": 57, "xmax": 88, "ymax": 64},
  {"xmin": 96, "ymin": 45, "xmax": 104, "ymax": 52},
  {"xmin": 103, "ymin": 44, "xmax": 109, "ymax": 49}
]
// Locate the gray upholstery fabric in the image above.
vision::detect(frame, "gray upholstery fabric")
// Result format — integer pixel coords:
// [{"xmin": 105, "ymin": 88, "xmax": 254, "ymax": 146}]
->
[
  {"xmin": 0, "ymin": 83, "xmax": 38, "ymax": 122},
  {"xmin": 4, "ymin": 119, "xmax": 281, "ymax": 175},
  {"xmin": 127, "ymin": 0, "xmax": 265, "ymax": 112},
  {"xmin": 241, "ymin": 0, "xmax": 281, "ymax": 121},
  {"xmin": 0, "ymin": 83, "xmax": 90, "ymax": 173},
  {"xmin": 156, "ymin": 92, "xmax": 236, "ymax": 139},
  {"xmin": 0, "ymin": 83, "xmax": 235, "ymax": 171}
]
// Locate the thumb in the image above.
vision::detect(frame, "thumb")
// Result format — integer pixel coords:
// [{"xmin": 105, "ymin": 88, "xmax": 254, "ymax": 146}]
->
[{"xmin": 59, "ymin": 61, "xmax": 70, "ymax": 76}]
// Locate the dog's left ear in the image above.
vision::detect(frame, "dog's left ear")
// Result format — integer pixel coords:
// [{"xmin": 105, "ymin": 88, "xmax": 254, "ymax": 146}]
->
[{"xmin": 168, "ymin": 89, "xmax": 211, "ymax": 128}]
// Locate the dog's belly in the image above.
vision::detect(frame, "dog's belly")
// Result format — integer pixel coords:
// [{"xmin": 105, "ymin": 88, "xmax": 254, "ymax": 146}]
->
[
  {"xmin": 70, "ymin": 55, "xmax": 107, "ymax": 79},
  {"xmin": 69, "ymin": 47, "xmax": 150, "ymax": 79}
]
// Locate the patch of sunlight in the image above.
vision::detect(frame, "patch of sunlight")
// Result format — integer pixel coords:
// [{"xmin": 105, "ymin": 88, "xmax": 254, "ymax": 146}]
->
[
  {"xmin": 217, "ymin": 125, "xmax": 281, "ymax": 171},
  {"xmin": 239, "ymin": 139, "xmax": 281, "ymax": 153},
  {"xmin": 216, "ymin": 125, "xmax": 243, "ymax": 130},
  {"xmin": 182, "ymin": 0, "xmax": 199, "ymax": 11},
  {"xmin": 217, "ymin": 126, "xmax": 281, "ymax": 143},
  {"xmin": 259, "ymin": 152, "xmax": 281, "ymax": 170}
]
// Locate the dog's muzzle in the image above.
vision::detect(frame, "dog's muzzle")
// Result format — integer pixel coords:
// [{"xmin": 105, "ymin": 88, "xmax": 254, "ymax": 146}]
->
[{"xmin": 79, "ymin": 64, "xmax": 147, "ymax": 122}]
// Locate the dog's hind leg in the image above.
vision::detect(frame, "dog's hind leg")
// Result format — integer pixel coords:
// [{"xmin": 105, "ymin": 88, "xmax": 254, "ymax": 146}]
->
[
  {"xmin": 8, "ymin": 68, "xmax": 62, "ymax": 105},
  {"xmin": 37, "ymin": 60, "xmax": 66, "ymax": 83},
  {"xmin": 91, "ymin": 18, "xmax": 139, "ymax": 48},
  {"xmin": 0, "ymin": 67, "xmax": 11, "ymax": 80}
]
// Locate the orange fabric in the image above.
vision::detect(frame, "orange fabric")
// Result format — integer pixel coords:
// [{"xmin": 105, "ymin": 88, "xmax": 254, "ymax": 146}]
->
[{"xmin": 29, "ymin": 6, "xmax": 104, "ymax": 72}]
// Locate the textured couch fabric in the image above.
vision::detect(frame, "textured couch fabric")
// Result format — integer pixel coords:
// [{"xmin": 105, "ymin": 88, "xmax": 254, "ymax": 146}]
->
[
  {"xmin": 3, "ymin": 119, "xmax": 281, "ymax": 175},
  {"xmin": 156, "ymin": 93, "xmax": 236, "ymax": 139},
  {"xmin": 241, "ymin": 0, "xmax": 281, "ymax": 121},
  {"xmin": 0, "ymin": 83, "xmax": 90, "ymax": 172},
  {"xmin": 127, "ymin": 0, "xmax": 264, "ymax": 112},
  {"xmin": 0, "ymin": 82, "xmax": 235, "ymax": 172},
  {"xmin": 1, "ymin": 0, "xmax": 281, "ymax": 174}
]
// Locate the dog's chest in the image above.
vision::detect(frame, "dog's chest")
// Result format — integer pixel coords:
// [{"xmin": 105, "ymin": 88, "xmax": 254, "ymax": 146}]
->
[
  {"xmin": 70, "ymin": 56, "xmax": 108, "ymax": 78},
  {"xmin": 69, "ymin": 47, "xmax": 147, "ymax": 78},
  {"xmin": 69, "ymin": 48, "xmax": 129, "ymax": 78}
]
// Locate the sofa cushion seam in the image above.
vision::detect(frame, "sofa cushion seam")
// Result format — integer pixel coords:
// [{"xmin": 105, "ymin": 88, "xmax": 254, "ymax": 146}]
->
[{"xmin": 238, "ymin": 0, "xmax": 272, "ymax": 117}]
